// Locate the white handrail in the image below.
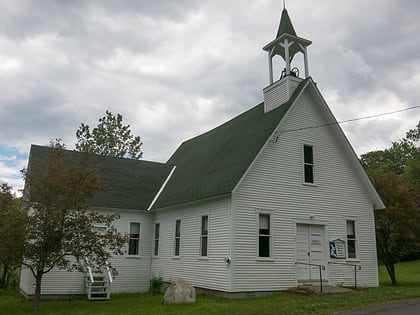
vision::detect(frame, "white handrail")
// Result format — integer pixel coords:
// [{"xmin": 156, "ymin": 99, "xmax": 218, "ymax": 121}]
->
[
  {"xmin": 84, "ymin": 257, "xmax": 95, "ymax": 283},
  {"xmin": 105, "ymin": 260, "xmax": 113, "ymax": 283}
]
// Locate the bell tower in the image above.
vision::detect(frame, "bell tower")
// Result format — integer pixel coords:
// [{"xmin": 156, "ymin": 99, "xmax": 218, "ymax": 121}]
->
[{"xmin": 262, "ymin": 8, "xmax": 311, "ymax": 112}]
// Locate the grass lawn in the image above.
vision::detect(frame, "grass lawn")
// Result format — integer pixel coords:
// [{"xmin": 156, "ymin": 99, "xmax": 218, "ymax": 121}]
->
[{"xmin": 1, "ymin": 260, "xmax": 419, "ymax": 315}]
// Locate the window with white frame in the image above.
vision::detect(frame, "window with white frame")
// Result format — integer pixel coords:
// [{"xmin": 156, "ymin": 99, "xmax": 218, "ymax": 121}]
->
[
  {"xmin": 200, "ymin": 215, "xmax": 208, "ymax": 256},
  {"xmin": 258, "ymin": 214, "xmax": 271, "ymax": 257},
  {"xmin": 128, "ymin": 222, "xmax": 140, "ymax": 255},
  {"xmin": 174, "ymin": 219, "xmax": 181, "ymax": 256},
  {"xmin": 346, "ymin": 220, "xmax": 357, "ymax": 258},
  {"xmin": 303, "ymin": 144, "xmax": 315, "ymax": 183},
  {"xmin": 154, "ymin": 223, "xmax": 160, "ymax": 256}
]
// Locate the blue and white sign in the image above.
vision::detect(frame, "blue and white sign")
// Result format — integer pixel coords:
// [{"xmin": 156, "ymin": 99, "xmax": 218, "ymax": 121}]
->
[{"xmin": 329, "ymin": 239, "xmax": 345, "ymax": 259}]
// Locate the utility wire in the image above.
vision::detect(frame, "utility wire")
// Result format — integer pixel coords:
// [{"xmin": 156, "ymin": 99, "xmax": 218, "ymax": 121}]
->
[{"xmin": 277, "ymin": 105, "xmax": 420, "ymax": 135}]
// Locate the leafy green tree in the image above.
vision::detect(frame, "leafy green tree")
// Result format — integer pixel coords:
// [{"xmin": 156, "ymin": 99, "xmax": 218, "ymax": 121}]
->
[
  {"xmin": 21, "ymin": 141, "xmax": 127, "ymax": 312},
  {"xmin": 361, "ymin": 123, "xmax": 420, "ymax": 285},
  {"xmin": 361, "ymin": 123, "xmax": 419, "ymax": 176},
  {"xmin": 75, "ymin": 111, "xmax": 143, "ymax": 159},
  {"xmin": 371, "ymin": 173, "xmax": 419, "ymax": 285},
  {"xmin": 0, "ymin": 183, "xmax": 26, "ymax": 288}
]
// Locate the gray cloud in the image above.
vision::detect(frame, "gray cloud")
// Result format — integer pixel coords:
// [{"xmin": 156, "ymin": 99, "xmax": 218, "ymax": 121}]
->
[{"xmin": 1, "ymin": 0, "xmax": 419, "ymax": 191}]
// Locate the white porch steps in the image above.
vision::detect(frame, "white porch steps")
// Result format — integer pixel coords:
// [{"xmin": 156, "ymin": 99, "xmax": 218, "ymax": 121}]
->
[{"xmin": 85, "ymin": 274, "xmax": 110, "ymax": 301}]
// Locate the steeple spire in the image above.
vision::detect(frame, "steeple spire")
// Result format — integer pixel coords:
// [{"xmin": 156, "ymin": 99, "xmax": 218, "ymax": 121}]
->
[{"xmin": 276, "ymin": 8, "xmax": 296, "ymax": 38}]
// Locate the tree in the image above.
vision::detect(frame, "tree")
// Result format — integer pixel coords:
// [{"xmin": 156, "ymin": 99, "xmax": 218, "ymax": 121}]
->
[
  {"xmin": 370, "ymin": 173, "xmax": 419, "ymax": 285},
  {"xmin": 0, "ymin": 183, "xmax": 26, "ymax": 288},
  {"xmin": 75, "ymin": 111, "xmax": 143, "ymax": 159},
  {"xmin": 361, "ymin": 123, "xmax": 420, "ymax": 285},
  {"xmin": 21, "ymin": 141, "xmax": 127, "ymax": 312}
]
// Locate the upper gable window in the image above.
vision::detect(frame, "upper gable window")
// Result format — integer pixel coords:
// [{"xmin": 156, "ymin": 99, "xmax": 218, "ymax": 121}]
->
[{"xmin": 303, "ymin": 144, "xmax": 315, "ymax": 184}]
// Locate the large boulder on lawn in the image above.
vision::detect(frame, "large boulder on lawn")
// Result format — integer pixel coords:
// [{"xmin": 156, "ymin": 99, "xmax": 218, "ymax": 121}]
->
[{"xmin": 162, "ymin": 278, "xmax": 196, "ymax": 305}]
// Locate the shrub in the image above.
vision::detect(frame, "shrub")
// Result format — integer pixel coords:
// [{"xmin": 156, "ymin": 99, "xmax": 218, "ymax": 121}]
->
[{"xmin": 149, "ymin": 275, "xmax": 163, "ymax": 295}]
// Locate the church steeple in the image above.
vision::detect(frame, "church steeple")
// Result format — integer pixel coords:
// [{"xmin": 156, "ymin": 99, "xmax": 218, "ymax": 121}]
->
[
  {"xmin": 262, "ymin": 8, "xmax": 312, "ymax": 113},
  {"xmin": 263, "ymin": 8, "xmax": 311, "ymax": 84}
]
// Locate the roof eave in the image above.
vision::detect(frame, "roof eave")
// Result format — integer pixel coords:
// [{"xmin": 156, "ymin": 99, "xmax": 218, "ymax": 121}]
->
[{"xmin": 263, "ymin": 34, "xmax": 312, "ymax": 52}]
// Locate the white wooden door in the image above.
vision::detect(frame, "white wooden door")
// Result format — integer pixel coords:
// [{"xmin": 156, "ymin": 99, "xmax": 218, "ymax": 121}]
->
[{"xmin": 296, "ymin": 224, "xmax": 325, "ymax": 281}]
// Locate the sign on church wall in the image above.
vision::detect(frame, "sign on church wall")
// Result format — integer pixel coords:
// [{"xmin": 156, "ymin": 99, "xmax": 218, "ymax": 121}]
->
[{"xmin": 329, "ymin": 239, "xmax": 346, "ymax": 259}]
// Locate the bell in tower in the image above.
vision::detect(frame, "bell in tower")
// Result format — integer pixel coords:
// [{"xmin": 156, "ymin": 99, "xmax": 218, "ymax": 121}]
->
[{"xmin": 262, "ymin": 7, "xmax": 311, "ymax": 113}]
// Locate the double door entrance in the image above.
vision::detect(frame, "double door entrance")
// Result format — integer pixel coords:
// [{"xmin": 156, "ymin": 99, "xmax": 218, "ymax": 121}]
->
[{"xmin": 296, "ymin": 224, "xmax": 327, "ymax": 281}]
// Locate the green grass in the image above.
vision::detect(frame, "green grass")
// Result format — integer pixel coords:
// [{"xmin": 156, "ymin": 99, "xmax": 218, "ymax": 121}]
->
[
  {"xmin": 379, "ymin": 260, "xmax": 420, "ymax": 287},
  {"xmin": 1, "ymin": 261, "xmax": 420, "ymax": 315}
]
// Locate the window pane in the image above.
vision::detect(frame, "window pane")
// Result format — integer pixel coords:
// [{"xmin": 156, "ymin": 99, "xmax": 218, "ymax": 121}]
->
[
  {"xmin": 259, "ymin": 236, "xmax": 270, "ymax": 257},
  {"xmin": 155, "ymin": 223, "xmax": 160, "ymax": 239},
  {"xmin": 175, "ymin": 238, "xmax": 180, "ymax": 256},
  {"xmin": 259, "ymin": 214, "xmax": 269, "ymax": 230},
  {"xmin": 201, "ymin": 236, "xmax": 208, "ymax": 256},
  {"xmin": 129, "ymin": 239, "xmax": 139, "ymax": 255},
  {"xmin": 130, "ymin": 222, "xmax": 140, "ymax": 236},
  {"xmin": 201, "ymin": 216, "xmax": 208, "ymax": 235},
  {"xmin": 304, "ymin": 145, "xmax": 313, "ymax": 164},
  {"xmin": 175, "ymin": 220, "xmax": 181, "ymax": 237},
  {"xmin": 304, "ymin": 164, "xmax": 314, "ymax": 183},
  {"xmin": 154, "ymin": 240, "xmax": 159, "ymax": 256},
  {"xmin": 347, "ymin": 240, "xmax": 356, "ymax": 258},
  {"xmin": 347, "ymin": 221, "xmax": 355, "ymax": 238}
]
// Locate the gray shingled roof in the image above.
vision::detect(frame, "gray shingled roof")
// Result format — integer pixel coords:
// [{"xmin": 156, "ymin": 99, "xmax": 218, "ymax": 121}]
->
[
  {"xmin": 152, "ymin": 78, "xmax": 309, "ymax": 209},
  {"xmin": 29, "ymin": 145, "xmax": 173, "ymax": 210}
]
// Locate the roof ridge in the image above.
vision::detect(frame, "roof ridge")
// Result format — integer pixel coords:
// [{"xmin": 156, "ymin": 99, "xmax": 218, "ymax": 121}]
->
[
  {"xmin": 172, "ymin": 102, "xmax": 265, "ymax": 149},
  {"xmin": 30, "ymin": 144, "xmax": 171, "ymax": 166}
]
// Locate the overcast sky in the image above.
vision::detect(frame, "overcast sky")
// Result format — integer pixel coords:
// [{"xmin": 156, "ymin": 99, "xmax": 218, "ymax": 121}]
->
[{"xmin": 1, "ymin": 0, "xmax": 419, "ymax": 194}]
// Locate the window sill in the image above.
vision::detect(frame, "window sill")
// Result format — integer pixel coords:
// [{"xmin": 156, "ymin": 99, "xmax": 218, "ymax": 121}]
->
[
  {"xmin": 172, "ymin": 256, "xmax": 181, "ymax": 260},
  {"xmin": 303, "ymin": 182, "xmax": 318, "ymax": 187},
  {"xmin": 256, "ymin": 258, "xmax": 274, "ymax": 262},
  {"xmin": 346, "ymin": 258, "xmax": 360, "ymax": 263},
  {"xmin": 125, "ymin": 255, "xmax": 143, "ymax": 259}
]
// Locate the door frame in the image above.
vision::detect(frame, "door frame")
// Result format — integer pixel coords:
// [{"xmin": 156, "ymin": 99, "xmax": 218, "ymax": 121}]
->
[{"xmin": 294, "ymin": 220, "xmax": 329, "ymax": 284}]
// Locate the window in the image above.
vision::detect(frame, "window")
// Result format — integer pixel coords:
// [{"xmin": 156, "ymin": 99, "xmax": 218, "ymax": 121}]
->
[
  {"xmin": 174, "ymin": 219, "xmax": 181, "ymax": 256},
  {"xmin": 258, "ymin": 214, "xmax": 271, "ymax": 257},
  {"xmin": 129, "ymin": 222, "xmax": 140, "ymax": 255},
  {"xmin": 154, "ymin": 223, "xmax": 160, "ymax": 256},
  {"xmin": 200, "ymin": 216, "xmax": 208, "ymax": 256},
  {"xmin": 346, "ymin": 220, "xmax": 356, "ymax": 258},
  {"xmin": 303, "ymin": 144, "xmax": 314, "ymax": 183}
]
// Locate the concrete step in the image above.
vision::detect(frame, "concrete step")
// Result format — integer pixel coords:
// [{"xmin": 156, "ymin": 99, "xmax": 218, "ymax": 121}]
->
[{"xmin": 306, "ymin": 285, "xmax": 353, "ymax": 294}]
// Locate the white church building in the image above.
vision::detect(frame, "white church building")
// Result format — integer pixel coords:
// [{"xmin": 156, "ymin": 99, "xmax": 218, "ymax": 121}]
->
[{"xmin": 20, "ymin": 8, "xmax": 385, "ymax": 299}]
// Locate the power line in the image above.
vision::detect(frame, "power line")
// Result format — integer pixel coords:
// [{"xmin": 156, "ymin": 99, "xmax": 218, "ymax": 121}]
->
[{"xmin": 277, "ymin": 105, "xmax": 420, "ymax": 135}]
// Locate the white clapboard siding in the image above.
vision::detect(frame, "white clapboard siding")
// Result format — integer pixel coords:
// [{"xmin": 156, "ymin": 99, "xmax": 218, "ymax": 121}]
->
[
  {"xmin": 263, "ymin": 76, "xmax": 302, "ymax": 112},
  {"xmin": 150, "ymin": 196, "xmax": 231, "ymax": 292},
  {"xmin": 232, "ymin": 88, "xmax": 379, "ymax": 292},
  {"xmin": 20, "ymin": 208, "xmax": 153, "ymax": 296},
  {"xmin": 108, "ymin": 209, "xmax": 153, "ymax": 293}
]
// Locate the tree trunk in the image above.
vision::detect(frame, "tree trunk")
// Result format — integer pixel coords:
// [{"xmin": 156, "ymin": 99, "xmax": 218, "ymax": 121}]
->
[
  {"xmin": 385, "ymin": 262, "xmax": 398, "ymax": 285},
  {"xmin": 32, "ymin": 271, "xmax": 43, "ymax": 312},
  {"xmin": 1, "ymin": 264, "xmax": 10, "ymax": 288}
]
